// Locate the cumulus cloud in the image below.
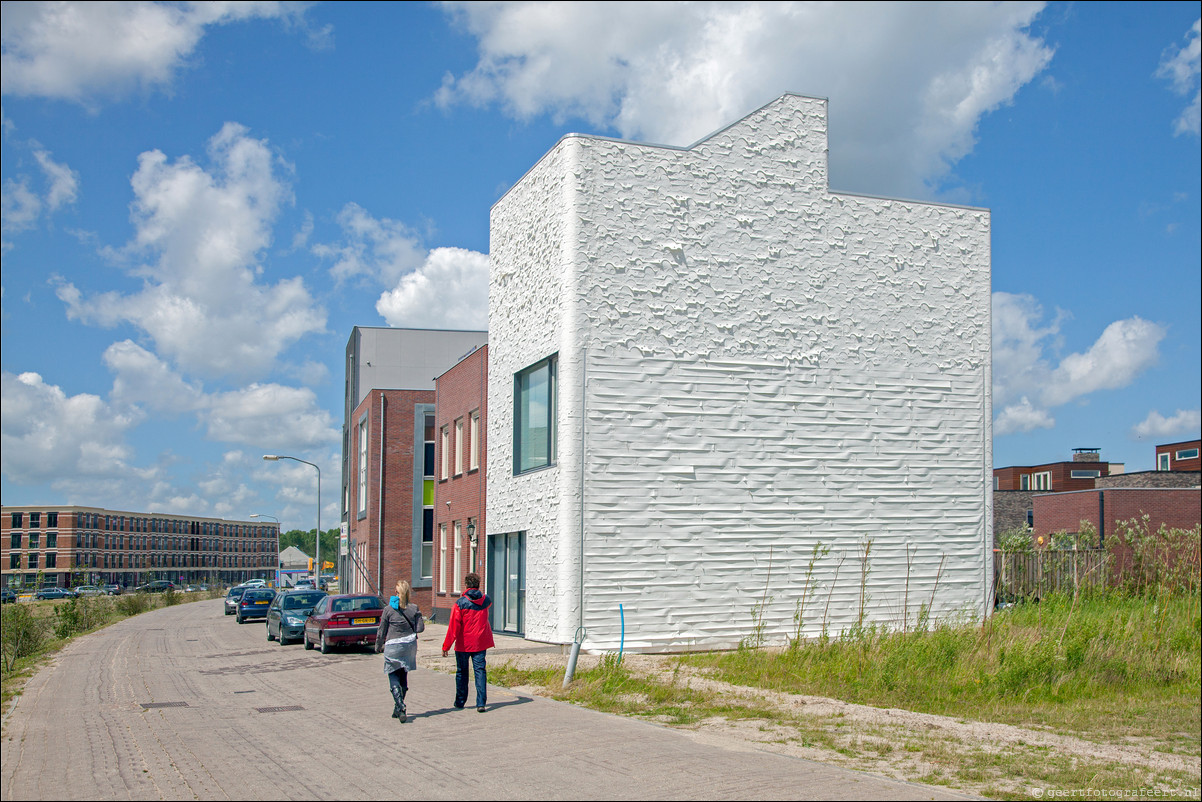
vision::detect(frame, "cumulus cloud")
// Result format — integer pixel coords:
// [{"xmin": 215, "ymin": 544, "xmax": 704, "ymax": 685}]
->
[
  {"xmin": 312, "ymin": 202, "xmax": 426, "ymax": 286},
  {"xmin": 375, "ymin": 246, "xmax": 490, "ymax": 330},
  {"xmin": 436, "ymin": 1, "xmax": 1053, "ymax": 198},
  {"xmin": 56, "ymin": 122, "xmax": 326, "ymax": 379},
  {"xmin": 1158, "ymin": 18, "xmax": 1201, "ymax": 137},
  {"xmin": 1, "ymin": 145, "xmax": 79, "ymax": 241},
  {"xmin": 994, "ymin": 397, "xmax": 1055, "ymax": 436},
  {"xmin": 205, "ymin": 383, "xmax": 338, "ymax": 449},
  {"xmin": 0, "ymin": 1, "xmax": 317, "ymax": 102},
  {"xmin": 0, "ymin": 370, "xmax": 142, "ymax": 485},
  {"xmin": 1131, "ymin": 409, "xmax": 1202, "ymax": 440},
  {"xmin": 991, "ymin": 292, "xmax": 1165, "ymax": 436}
]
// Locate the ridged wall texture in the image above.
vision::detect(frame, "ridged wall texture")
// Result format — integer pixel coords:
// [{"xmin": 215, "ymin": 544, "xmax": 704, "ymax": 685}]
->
[{"xmin": 489, "ymin": 94, "xmax": 993, "ymax": 651}]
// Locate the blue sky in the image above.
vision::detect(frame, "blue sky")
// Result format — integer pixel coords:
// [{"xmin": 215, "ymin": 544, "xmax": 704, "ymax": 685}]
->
[{"xmin": 2, "ymin": 1, "xmax": 1199, "ymax": 530}]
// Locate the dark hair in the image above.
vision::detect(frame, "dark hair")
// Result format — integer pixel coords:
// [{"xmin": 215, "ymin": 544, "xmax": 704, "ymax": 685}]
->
[{"xmin": 464, "ymin": 572, "xmax": 481, "ymax": 589}]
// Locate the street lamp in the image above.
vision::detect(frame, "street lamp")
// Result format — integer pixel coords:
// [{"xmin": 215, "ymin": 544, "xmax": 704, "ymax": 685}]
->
[
  {"xmin": 263, "ymin": 455, "xmax": 321, "ymax": 585},
  {"xmin": 249, "ymin": 513, "xmax": 280, "ymax": 587}
]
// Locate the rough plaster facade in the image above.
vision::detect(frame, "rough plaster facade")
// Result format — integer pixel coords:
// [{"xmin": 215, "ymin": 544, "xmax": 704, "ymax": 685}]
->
[{"xmin": 488, "ymin": 94, "xmax": 993, "ymax": 652}]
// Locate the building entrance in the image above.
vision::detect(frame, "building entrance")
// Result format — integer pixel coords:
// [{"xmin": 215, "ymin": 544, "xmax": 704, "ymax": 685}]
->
[{"xmin": 486, "ymin": 532, "xmax": 524, "ymax": 635}]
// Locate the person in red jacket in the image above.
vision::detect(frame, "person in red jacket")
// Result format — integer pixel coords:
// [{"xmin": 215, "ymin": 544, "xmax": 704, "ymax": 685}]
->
[{"xmin": 441, "ymin": 572, "xmax": 495, "ymax": 712}]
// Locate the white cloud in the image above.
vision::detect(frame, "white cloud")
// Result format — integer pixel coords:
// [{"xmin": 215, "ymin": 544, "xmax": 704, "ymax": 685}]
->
[
  {"xmin": 994, "ymin": 397, "xmax": 1055, "ymax": 436},
  {"xmin": 375, "ymin": 246, "xmax": 490, "ymax": 330},
  {"xmin": 313, "ymin": 202, "xmax": 426, "ymax": 286},
  {"xmin": 0, "ymin": 370, "xmax": 142, "ymax": 485},
  {"xmin": 205, "ymin": 384, "xmax": 338, "ymax": 450},
  {"xmin": 0, "ymin": 1, "xmax": 313, "ymax": 103},
  {"xmin": 1131, "ymin": 409, "xmax": 1202, "ymax": 441},
  {"xmin": 1042, "ymin": 317, "xmax": 1165, "ymax": 407},
  {"xmin": 991, "ymin": 292, "xmax": 1165, "ymax": 436},
  {"xmin": 33, "ymin": 148, "xmax": 79, "ymax": 209},
  {"xmin": 1158, "ymin": 18, "xmax": 1201, "ymax": 137},
  {"xmin": 0, "ymin": 145, "xmax": 78, "ymax": 242},
  {"xmin": 103, "ymin": 339, "xmax": 204, "ymax": 414},
  {"xmin": 57, "ymin": 123, "xmax": 326, "ymax": 379},
  {"xmin": 436, "ymin": 1, "xmax": 1053, "ymax": 198}
]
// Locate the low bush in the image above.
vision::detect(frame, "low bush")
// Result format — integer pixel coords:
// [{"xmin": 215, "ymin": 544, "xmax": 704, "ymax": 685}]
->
[
  {"xmin": 115, "ymin": 593, "xmax": 153, "ymax": 617},
  {"xmin": 52, "ymin": 595, "xmax": 112, "ymax": 639},
  {"xmin": 1, "ymin": 604, "xmax": 49, "ymax": 673}
]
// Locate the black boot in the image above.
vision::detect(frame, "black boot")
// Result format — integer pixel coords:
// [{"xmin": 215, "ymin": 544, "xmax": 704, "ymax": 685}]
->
[{"xmin": 390, "ymin": 683, "xmax": 407, "ymax": 723}]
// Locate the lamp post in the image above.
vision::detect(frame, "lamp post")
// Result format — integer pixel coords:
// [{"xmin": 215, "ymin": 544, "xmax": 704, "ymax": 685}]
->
[
  {"xmin": 263, "ymin": 455, "xmax": 321, "ymax": 586},
  {"xmin": 249, "ymin": 513, "xmax": 280, "ymax": 587}
]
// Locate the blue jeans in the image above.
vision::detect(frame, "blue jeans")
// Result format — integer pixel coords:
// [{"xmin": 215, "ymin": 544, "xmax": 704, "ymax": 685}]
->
[{"xmin": 454, "ymin": 650, "xmax": 487, "ymax": 708}]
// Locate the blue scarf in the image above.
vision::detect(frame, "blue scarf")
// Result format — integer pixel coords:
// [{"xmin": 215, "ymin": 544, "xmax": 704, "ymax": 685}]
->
[{"xmin": 389, "ymin": 595, "xmax": 400, "ymax": 611}]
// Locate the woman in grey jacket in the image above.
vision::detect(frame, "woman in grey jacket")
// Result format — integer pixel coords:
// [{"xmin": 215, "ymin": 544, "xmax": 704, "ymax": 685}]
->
[{"xmin": 374, "ymin": 580, "xmax": 424, "ymax": 722}]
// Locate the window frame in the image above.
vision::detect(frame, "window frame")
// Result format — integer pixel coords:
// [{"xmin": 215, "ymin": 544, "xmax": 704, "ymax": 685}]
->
[
  {"xmin": 1176, "ymin": 448, "xmax": 1199, "ymax": 460},
  {"xmin": 469, "ymin": 409, "xmax": 480, "ymax": 471},
  {"xmin": 513, "ymin": 354, "xmax": 558, "ymax": 475}
]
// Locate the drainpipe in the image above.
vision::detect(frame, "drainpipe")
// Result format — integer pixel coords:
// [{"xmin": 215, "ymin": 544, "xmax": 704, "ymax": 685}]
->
[
  {"xmin": 564, "ymin": 347, "xmax": 589, "ymax": 688},
  {"xmin": 378, "ymin": 394, "xmax": 386, "ymax": 594}
]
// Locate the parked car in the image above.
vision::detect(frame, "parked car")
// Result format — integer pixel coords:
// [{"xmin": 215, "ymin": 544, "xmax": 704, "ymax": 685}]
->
[
  {"xmin": 235, "ymin": 588, "xmax": 277, "ymax": 623},
  {"xmin": 303, "ymin": 594, "xmax": 384, "ymax": 654},
  {"xmin": 102, "ymin": 584, "xmax": 122, "ymax": 595},
  {"xmin": 1, "ymin": 588, "xmax": 17, "ymax": 604},
  {"xmin": 35, "ymin": 587, "xmax": 77, "ymax": 600},
  {"xmin": 74, "ymin": 585, "xmax": 104, "ymax": 596},
  {"xmin": 243, "ymin": 579, "xmax": 267, "ymax": 588},
  {"xmin": 265, "ymin": 589, "xmax": 328, "ymax": 645},
  {"xmin": 294, "ymin": 578, "xmax": 315, "ymax": 589},
  {"xmin": 135, "ymin": 580, "xmax": 177, "ymax": 593},
  {"xmin": 224, "ymin": 585, "xmax": 250, "ymax": 615}
]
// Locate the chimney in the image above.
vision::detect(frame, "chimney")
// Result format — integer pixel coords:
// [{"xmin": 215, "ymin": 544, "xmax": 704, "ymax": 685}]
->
[{"xmin": 1072, "ymin": 447, "xmax": 1102, "ymax": 463}]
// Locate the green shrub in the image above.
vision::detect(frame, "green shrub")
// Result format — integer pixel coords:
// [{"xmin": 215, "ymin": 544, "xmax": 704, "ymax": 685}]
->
[
  {"xmin": 52, "ymin": 595, "xmax": 111, "ymax": 639},
  {"xmin": 162, "ymin": 587, "xmax": 181, "ymax": 607},
  {"xmin": 115, "ymin": 593, "xmax": 152, "ymax": 617},
  {"xmin": 2, "ymin": 604, "xmax": 49, "ymax": 673}
]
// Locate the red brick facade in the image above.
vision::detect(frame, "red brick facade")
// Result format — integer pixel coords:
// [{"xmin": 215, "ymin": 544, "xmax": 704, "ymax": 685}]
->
[
  {"xmin": 346, "ymin": 389, "xmax": 435, "ymax": 612},
  {"xmin": 433, "ymin": 345, "xmax": 487, "ymax": 621},
  {"xmin": 994, "ymin": 460, "xmax": 1111, "ymax": 493},
  {"xmin": 1032, "ymin": 488, "xmax": 1201, "ymax": 544}
]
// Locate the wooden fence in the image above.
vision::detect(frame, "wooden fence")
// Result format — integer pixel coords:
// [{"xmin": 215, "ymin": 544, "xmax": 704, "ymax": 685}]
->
[{"xmin": 993, "ymin": 549, "xmax": 1111, "ymax": 602}]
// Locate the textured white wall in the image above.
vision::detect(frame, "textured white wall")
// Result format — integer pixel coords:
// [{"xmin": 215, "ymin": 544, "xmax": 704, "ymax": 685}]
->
[{"xmin": 490, "ymin": 94, "xmax": 992, "ymax": 651}]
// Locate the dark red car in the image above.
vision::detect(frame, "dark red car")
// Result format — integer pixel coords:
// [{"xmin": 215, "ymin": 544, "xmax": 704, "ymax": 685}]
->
[{"xmin": 303, "ymin": 594, "xmax": 384, "ymax": 654}]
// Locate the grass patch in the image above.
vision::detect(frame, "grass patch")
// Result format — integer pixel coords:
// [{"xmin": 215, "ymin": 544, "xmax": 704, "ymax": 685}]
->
[{"xmin": 679, "ymin": 591, "xmax": 1201, "ymax": 750}]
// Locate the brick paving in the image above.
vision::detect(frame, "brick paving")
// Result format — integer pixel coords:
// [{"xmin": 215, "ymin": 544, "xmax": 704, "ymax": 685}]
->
[{"xmin": 1, "ymin": 599, "xmax": 973, "ymax": 800}]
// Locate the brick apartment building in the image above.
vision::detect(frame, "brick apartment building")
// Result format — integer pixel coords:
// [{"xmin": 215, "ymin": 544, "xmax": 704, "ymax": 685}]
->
[
  {"xmin": 432, "ymin": 344, "xmax": 488, "ymax": 624},
  {"xmin": 993, "ymin": 448, "xmax": 1122, "ymax": 536},
  {"xmin": 2, "ymin": 505, "xmax": 277, "ymax": 589},
  {"xmin": 341, "ymin": 327, "xmax": 487, "ymax": 611}
]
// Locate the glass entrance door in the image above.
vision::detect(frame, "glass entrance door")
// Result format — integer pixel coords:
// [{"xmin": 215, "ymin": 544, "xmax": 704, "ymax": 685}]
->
[{"xmin": 486, "ymin": 532, "xmax": 525, "ymax": 635}]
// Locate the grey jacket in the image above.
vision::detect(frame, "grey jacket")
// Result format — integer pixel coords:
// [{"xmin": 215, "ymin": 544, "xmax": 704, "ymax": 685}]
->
[{"xmin": 374, "ymin": 603, "xmax": 424, "ymax": 652}]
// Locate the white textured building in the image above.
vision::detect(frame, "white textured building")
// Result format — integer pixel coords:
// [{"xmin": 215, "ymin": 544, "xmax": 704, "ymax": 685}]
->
[{"xmin": 487, "ymin": 94, "xmax": 992, "ymax": 652}]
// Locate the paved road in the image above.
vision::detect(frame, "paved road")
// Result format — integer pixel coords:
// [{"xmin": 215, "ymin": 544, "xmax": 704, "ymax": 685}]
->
[{"xmin": 1, "ymin": 599, "xmax": 971, "ymax": 800}]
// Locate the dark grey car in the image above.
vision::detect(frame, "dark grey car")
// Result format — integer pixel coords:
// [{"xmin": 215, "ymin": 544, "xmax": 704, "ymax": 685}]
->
[{"xmin": 265, "ymin": 589, "xmax": 328, "ymax": 645}]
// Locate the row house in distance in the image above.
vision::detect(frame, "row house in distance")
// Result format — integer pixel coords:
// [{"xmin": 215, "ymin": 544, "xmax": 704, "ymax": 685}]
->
[
  {"xmin": 1156, "ymin": 439, "xmax": 1200, "ymax": 472},
  {"xmin": 341, "ymin": 326, "xmax": 487, "ymax": 611},
  {"xmin": 431, "ymin": 344, "xmax": 490, "ymax": 626},
  {"xmin": 2, "ymin": 506, "xmax": 278, "ymax": 589}
]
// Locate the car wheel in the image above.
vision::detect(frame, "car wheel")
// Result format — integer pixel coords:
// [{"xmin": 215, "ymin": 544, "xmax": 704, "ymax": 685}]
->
[
  {"xmin": 320, "ymin": 633, "xmax": 331, "ymax": 654},
  {"xmin": 303, "ymin": 632, "xmax": 314, "ymax": 650},
  {"xmin": 278, "ymin": 632, "xmax": 289, "ymax": 646},
  {"xmin": 236, "ymin": 614, "xmax": 243, "ymax": 624},
  {"xmin": 266, "ymin": 623, "xmax": 275, "ymax": 642}
]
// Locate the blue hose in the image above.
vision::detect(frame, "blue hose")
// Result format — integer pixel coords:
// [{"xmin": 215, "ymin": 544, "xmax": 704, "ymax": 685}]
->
[{"xmin": 618, "ymin": 603, "xmax": 625, "ymax": 663}]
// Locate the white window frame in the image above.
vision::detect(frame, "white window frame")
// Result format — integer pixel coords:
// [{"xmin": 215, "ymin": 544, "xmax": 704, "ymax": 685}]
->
[
  {"xmin": 438, "ymin": 523, "xmax": 447, "ymax": 594},
  {"xmin": 1176, "ymin": 448, "xmax": 1198, "ymax": 460},
  {"xmin": 440, "ymin": 425, "xmax": 450, "ymax": 480},
  {"xmin": 1020, "ymin": 474, "xmax": 1030, "ymax": 490},
  {"xmin": 469, "ymin": 410, "xmax": 480, "ymax": 471},
  {"xmin": 1032, "ymin": 471, "xmax": 1051, "ymax": 491},
  {"xmin": 1158, "ymin": 452, "xmax": 1171, "ymax": 471},
  {"xmin": 1070, "ymin": 470, "xmax": 1100, "ymax": 479},
  {"xmin": 454, "ymin": 417, "xmax": 464, "ymax": 476},
  {"xmin": 453, "ymin": 521, "xmax": 462, "ymax": 592}
]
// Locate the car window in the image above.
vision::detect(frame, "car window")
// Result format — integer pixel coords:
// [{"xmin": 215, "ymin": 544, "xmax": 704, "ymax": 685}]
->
[
  {"xmin": 268, "ymin": 597, "xmax": 281, "ymax": 611},
  {"xmin": 284, "ymin": 592, "xmax": 325, "ymax": 610},
  {"xmin": 333, "ymin": 596, "xmax": 381, "ymax": 612},
  {"xmin": 313, "ymin": 597, "xmax": 328, "ymax": 614}
]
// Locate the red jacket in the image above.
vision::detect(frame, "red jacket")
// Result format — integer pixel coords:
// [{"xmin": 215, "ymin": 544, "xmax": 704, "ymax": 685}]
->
[{"xmin": 442, "ymin": 588, "xmax": 495, "ymax": 653}]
